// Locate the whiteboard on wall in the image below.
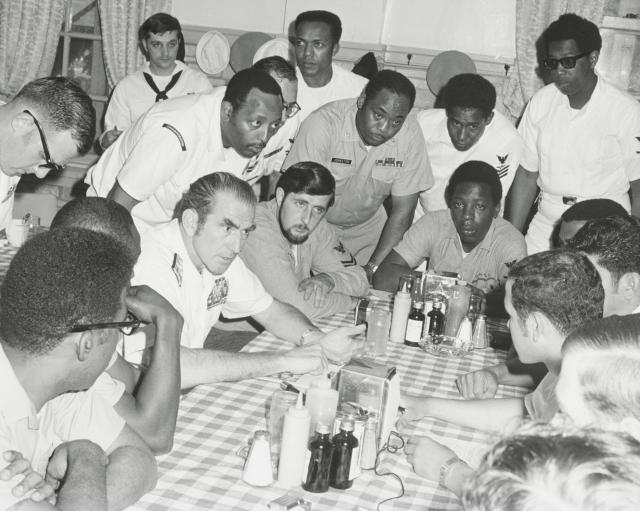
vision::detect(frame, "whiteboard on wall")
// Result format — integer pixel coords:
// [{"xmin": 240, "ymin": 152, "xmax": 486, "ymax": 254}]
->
[{"xmin": 382, "ymin": 0, "xmax": 515, "ymax": 59}]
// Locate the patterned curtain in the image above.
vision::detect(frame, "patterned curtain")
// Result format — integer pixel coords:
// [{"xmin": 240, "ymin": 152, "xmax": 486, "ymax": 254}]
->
[
  {"xmin": 0, "ymin": 0, "xmax": 66, "ymax": 100},
  {"xmin": 502, "ymin": 0, "xmax": 608, "ymax": 119},
  {"xmin": 98, "ymin": 0, "xmax": 171, "ymax": 90}
]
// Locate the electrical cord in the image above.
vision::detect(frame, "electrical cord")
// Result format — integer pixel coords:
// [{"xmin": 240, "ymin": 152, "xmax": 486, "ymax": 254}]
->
[{"xmin": 360, "ymin": 430, "xmax": 406, "ymax": 510}]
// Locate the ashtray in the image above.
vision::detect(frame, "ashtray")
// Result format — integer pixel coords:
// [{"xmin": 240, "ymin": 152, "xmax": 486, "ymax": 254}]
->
[{"xmin": 419, "ymin": 335, "xmax": 474, "ymax": 358}]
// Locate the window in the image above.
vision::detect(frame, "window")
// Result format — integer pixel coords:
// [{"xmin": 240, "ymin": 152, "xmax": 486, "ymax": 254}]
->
[
  {"xmin": 598, "ymin": 0, "xmax": 640, "ymax": 99},
  {"xmin": 52, "ymin": 0, "xmax": 108, "ymax": 135}
]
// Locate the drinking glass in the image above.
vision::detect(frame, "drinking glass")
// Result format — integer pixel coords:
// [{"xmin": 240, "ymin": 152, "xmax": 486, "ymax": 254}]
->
[
  {"xmin": 267, "ymin": 390, "xmax": 298, "ymax": 466},
  {"xmin": 365, "ymin": 307, "xmax": 391, "ymax": 357}
]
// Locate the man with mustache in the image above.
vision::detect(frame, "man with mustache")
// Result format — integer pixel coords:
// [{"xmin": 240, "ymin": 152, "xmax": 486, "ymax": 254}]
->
[
  {"xmin": 285, "ymin": 70, "xmax": 433, "ymax": 281},
  {"xmin": 85, "ymin": 68, "xmax": 284, "ymax": 234},
  {"xmin": 241, "ymin": 162, "xmax": 368, "ymax": 320},
  {"xmin": 292, "ymin": 10, "xmax": 368, "ymax": 122},
  {"xmin": 374, "ymin": 161, "xmax": 525, "ymax": 294}
]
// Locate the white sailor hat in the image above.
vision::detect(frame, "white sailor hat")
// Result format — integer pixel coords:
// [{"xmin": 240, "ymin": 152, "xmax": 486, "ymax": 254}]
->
[
  {"xmin": 196, "ymin": 30, "xmax": 230, "ymax": 75},
  {"xmin": 252, "ymin": 37, "xmax": 294, "ymax": 65}
]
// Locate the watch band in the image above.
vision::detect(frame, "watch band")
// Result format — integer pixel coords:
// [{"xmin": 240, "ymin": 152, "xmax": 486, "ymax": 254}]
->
[
  {"xmin": 299, "ymin": 327, "xmax": 321, "ymax": 346},
  {"xmin": 438, "ymin": 455, "xmax": 462, "ymax": 487},
  {"xmin": 365, "ymin": 262, "xmax": 379, "ymax": 273}
]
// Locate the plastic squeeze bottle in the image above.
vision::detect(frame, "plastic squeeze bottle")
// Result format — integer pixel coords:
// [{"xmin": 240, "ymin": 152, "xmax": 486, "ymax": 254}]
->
[
  {"xmin": 305, "ymin": 376, "xmax": 338, "ymax": 438},
  {"xmin": 389, "ymin": 277, "xmax": 412, "ymax": 343},
  {"xmin": 277, "ymin": 393, "xmax": 311, "ymax": 487}
]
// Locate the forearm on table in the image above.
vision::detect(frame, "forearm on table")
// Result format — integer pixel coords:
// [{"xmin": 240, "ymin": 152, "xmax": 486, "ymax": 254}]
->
[
  {"xmin": 416, "ymin": 396, "xmax": 525, "ymax": 432},
  {"xmin": 118, "ymin": 316, "xmax": 183, "ymax": 453},
  {"xmin": 288, "ymin": 288, "xmax": 356, "ymax": 321},
  {"xmin": 105, "ymin": 446, "xmax": 157, "ymax": 511},
  {"xmin": 323, "ymin": 268, "xmax": 369, "ymax": 297},
  {"xmin": 485, "ymin": 363, "xmax": 535, "ymax": 388},
  {"xmin": 372, "ymin": 250, "xmax": 414, "ymax": 292},
  {"xmin": 252, "ymin": 299, "xmax": 316, "ymax": 344},
  {"xmin": 56, "ymin": 444, "xmax": 108, "ymax": 511},
  {"xmin": 179, "ymin": 346, "xmax": 290, "ymax": 388},
  {"xmin": 504, "ymin": 166, "xmax": 539, "ymax": 232},
  {"xmin": 444, "ymin": 461, "xmax": 474, "ymax": 498},
  {"xmin": 367, "ymin": 210, "xmax": 412, "ymax": 266}
]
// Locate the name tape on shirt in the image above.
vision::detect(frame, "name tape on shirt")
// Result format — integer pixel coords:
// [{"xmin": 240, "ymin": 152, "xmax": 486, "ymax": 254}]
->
[
  {"xmin": 171, "ymin": 253, "xmax": 183, "ymax": 287},
  {"xmin": 375, "ymin": 157, "xmax": 404, "ymax": 168},
  {"xmin": 331, "ymin": 157, "xmax": 352, "ymax": 165},
  {"xmin": 207, "ymin": 277, "xmax": 229, "ymax": 309}
]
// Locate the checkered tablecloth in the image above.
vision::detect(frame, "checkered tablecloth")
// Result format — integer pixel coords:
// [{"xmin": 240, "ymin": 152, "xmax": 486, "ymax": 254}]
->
[{"xmin": 128, "ymin": 308, "xmax": 527, "ymax": 511}]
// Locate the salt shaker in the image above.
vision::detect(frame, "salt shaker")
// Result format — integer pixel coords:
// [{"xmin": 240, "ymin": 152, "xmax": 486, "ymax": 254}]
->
[
  {"xmin": 472, "ymin": 314, "xmax": 489, "ymax": 348},
  {"xmin": 242, "ymin": 430, "xmax": 274, "ymax": 487}
]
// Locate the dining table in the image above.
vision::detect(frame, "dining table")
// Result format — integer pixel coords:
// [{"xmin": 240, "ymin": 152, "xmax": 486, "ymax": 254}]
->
[{"xmin": 0, "ymin": 241, "xmax": 527, "ymax": 511}]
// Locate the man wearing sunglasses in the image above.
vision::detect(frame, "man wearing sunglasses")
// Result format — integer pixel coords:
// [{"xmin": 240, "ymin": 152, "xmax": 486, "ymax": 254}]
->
[
  {"xmin": 506, "ymin": 13, "xmax": 640, "ymax": 254},
  {"xmin": 0, "ymin": 77, "xmax": 95, "ymax": 232},
  {"xmin": 0, "ymin": 229, "xmax": 158, "ymax": 509}
]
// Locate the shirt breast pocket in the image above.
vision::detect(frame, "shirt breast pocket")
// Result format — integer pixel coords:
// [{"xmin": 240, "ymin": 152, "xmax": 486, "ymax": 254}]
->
[
  {"xmin": 371, "ymin": 166, "xmax": 395, "ymax": 199},
  {"xmin": 583, "ymin": 135, "xmax": 623, "ymax": 179}
]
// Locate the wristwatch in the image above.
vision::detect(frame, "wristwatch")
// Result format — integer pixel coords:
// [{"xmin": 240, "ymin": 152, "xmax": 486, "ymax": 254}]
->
[
  {"xmin": 299, "ymin": 327, "xmax": 321, "ymax": 346},
  {"xmin": 364, "ymin": 262, "xmax": 379, "ymax": 274}
]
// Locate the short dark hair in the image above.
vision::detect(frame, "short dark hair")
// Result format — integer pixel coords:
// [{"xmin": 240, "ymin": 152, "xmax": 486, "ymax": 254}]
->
[
  {"xmin": 560, "ymin": 199, "xmax": 629, "ymax": 223},
  {"xmin": 138, "ymin": 12, "xmax": 185, "ymax": 62},
  {"xmin": 173, "ymin": 172, "xmax": 257, "ymax": 232},
  {"xmin": 441, "ymin": 73, "xmax": 496, "ymax": 118},
  {"xmin": 567, "ymin": 216, "xmax": 640, "ymax": 282},
  {"xmin": 277, "ymin": 161, "xmax": 335, "ymax": 206},
  {"xmin": 0, "ymin": 228, "xmax": 134, "ymax": 355},
  {"xmin": 252, "ymin": 56, "xmax": 296, "ymax": 82},
  {"xmin": 463, "ymin": 424, "xmax": 640, "ymax": 511},
  {"xmin": 294, "ymin": 10, "xmax": 342, "ymax": 45},
  {"xmin": 508, "ymin": 250, "xmax": 603, "ymax": 336},
  {"xmin": 444, "ymin": 160, "xmax": 502, "ymax": 206},
  {"xmin": 51, "ymin": 197, "xmax": 138, "ymax": 258},
  {"xmin": 13, "ymin": 77, "xmax": 96, "ymax": 155},
  {"xmin": 543, "ymin": 13, "xmax": 602, "ymax": 54},
  {"xmin": 222, "ymin": 68, "xmax": 282, "ymax": 111},
  {"xmin": 363, "ymin": 70, "xmax": 415, "ymax": 110}
]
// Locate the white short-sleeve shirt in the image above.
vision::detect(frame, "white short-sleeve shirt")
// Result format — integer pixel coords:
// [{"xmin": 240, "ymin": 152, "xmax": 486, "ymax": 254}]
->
[
  {"xmin": 519, "ymin": 77, "xmax": 640, "ymax": 200},
  {"xmin": 417, "ymin": 108, "xmax": 522, "ymax": 213},
  {"xmin": 85, "ymin": 88, "xmax": 254, "ymax": 233},
  {"xmin": 104, "ymin": 61, "xmax": 214, "ymax": 133},
  {"xmin": 296, "ymin": 64, "xmax": 368, "ymax": 122},
  {"xmin": 0, "ymin": 346, "xmax": 125, "ymax": 509},
  {"xmin": 131, "ymin": 220, "xmax": 273, "ymax": 349}
]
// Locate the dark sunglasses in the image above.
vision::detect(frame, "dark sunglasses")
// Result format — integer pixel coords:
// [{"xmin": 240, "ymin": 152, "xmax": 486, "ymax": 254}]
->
[
  {"xmin": 69, "ymin": 312, "xmax": 142, "ymax": 336},
  {"xmin": 22, "ymin": 110, "xmax": 65, "ymax": 173},
  {"xmin": 283, "ymin": 101, "xmax": 301, "ymax": 119},
  {"xmin": 541, "ymin": 51, "xmax": 589, "ymax": 71}
]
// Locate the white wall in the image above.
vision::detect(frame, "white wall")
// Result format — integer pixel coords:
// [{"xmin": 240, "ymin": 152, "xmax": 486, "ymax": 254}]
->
[{"xmin": 172, "ymin": 0, "xmax": 516, "ymax": 58}]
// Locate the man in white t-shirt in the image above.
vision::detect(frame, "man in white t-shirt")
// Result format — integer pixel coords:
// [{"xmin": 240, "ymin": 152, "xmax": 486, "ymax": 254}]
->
[
  {"xmin": 85, "ymin": 68, "xmax": 285, "ymax": 234},
  {"xmin": 417, "ymin": 73, "xmax": 522, "ymax": 215},
  {"xmin": 506, "ymin": 13, "xmax": 640, "ymax": 254},
  {"xmin": 131, "ymin": 172, "xmax": 364, "ymax": 388},
  {"xmin": 292, "ymin": 10, "xmax": 368, "ymax": 121},
  {"xmin": 0, "ymin": 77, "xmax": 95, "ymax": 232},
  {"xmin": 99, "ymin": 13, "xmax": 213, "ymax": 150},
  {"xmin": 0, "ymin": 229, "xmax": 157, "ymax": 510}
]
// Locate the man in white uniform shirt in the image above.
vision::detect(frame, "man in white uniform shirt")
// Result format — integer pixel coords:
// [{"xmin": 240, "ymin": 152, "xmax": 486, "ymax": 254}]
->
[
  {"xmin": 417, "ymin": 73, "xmax": 521, "ymax": 215},
  {"xmin": 0, "ymin": 77, "xmax": 95, "ymax": 232},
  {"xmin": 506, "ymin": 13, "xmax": 640, "ymax": 254},
  {"xmin": 131, "ymin": 172, "xmax": 363, "ymax": 388},
  {"xmin": 293, "ymin": 10, "xmax": 368, "ymax": 121},
  {"xmin": 99, "ymin": 13, "xmax": 213, "ymax": 150},
  {"xmin": 0, "ymin": 229, "xmax": 156, "ymax": 510},
  {"xmin": 85, "ymin": 68, "xmax": 284, "ymax": 234}
]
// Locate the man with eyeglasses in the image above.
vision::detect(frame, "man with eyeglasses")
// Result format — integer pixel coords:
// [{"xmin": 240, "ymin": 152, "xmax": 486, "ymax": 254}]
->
[
  {"xmin": 506, "ymin": 13, "xmax": 640, "ymax": 254},
  {"xmin": 0, "ymin": 229, "xmax": 159, "ymax": 509},
  {"xmin": 0, "ymin": 77, "xmax": 95, "ymax": 232},
  {"xmin": 85, "ymin": 68, "xmax": 284, "ymax": 234}
]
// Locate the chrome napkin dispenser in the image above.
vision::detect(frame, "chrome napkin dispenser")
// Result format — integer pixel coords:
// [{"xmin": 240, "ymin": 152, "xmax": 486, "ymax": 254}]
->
[{"xmin": 336, "ymin": 359, "xmax": 400, "ymax": 446}]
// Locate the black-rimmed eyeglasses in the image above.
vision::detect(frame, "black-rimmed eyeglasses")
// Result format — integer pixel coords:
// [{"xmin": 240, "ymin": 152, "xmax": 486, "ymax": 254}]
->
[
  {"xmin": 541, "ymin": 51, "xmax": 589, "ymax": 71},
  {"xmin": 283, "ymin": 101, "xmax": 301, "ymax": 119},
  {"xmin": 22, "ymin": 109, "xmax": 65, "ymax": 173},
  {"xmin": 69, "ymin": 312, "xmax": 142, "ymax": 336}
]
